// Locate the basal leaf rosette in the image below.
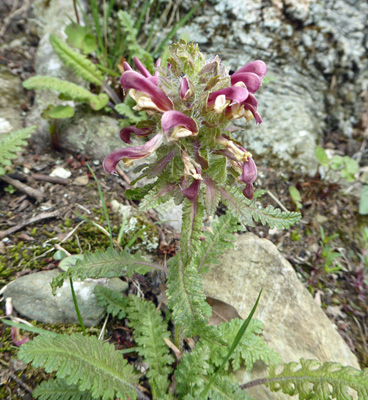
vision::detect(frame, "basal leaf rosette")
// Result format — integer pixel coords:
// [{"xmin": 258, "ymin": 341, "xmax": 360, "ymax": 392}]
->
[{"xmin": 104, "ymin": 41, "xmax": 266, "ymax": 212}]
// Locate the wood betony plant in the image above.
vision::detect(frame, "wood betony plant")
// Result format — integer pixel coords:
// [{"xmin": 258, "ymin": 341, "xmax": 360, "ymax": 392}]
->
[{"xmin": 16, "ymin": 41, "xmax": 368, "ymax": 400}]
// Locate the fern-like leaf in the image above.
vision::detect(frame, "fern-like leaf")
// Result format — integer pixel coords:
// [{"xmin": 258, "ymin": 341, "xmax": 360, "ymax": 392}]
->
[
  {"xmin": 267, "ymin": 359, "xmax": 368, "ymax": 400},
  {"xmin": 139, "ymin": 181, "xmax": 176, "ymax": 211},
  {"xmin": 180, "ymin": 198, "xmax": 204, "ymax": 265},
  {"xmin": 205, "ymin": 375, "xmax": 254, "ymax": 400},
  {"xmin": 0, "ymin": 126, "xmax": 36, "ymax": 175},
  {"xmin": 18, "ymin": 333, "xmax": 138, "ymax": 400},
  {"xmin": 127, "ymin": 295, "xmax": 174, "ymax": 398},
  {"xmin": 51, "ymin": 248, "xmax": 153, "ymax": 294},
  {"xmin": 203, "ymin": 319, "xmax": 280, "ymax": 373},
  {"xmin": 50, "ymin": 35, "xmax": 104, "ymax": 85},
  {"xmin": 94, "ymin": 286, "xmax": 128, "ymax": 319},
  {"xmin": 220, "ymin": 185, "xmax": 301, "ymax": 229},
  {"xmin": 33, "ymin": 379, "xmax": 94, "ymax": 400},
  {"xmin": 176, "ymin": 346, "xmax": 252, "ymax": 400},
  {"xmin": 194, "ymin": 213, "xmax": 242, "ymax": 273},
  {"xmin": 115, "ymin": 103, "xmax": 142, "ymax": 122},
  {"xmin": 118, "ymin": 11, "xmax": 154, "ymax": 73},
  {"xmin": 166, "ymin": 253, "xmax": 213, "ymax": 338},
  {"xmin": 23, "ymin": 76, "xmax": 108, "ymax": 110}
]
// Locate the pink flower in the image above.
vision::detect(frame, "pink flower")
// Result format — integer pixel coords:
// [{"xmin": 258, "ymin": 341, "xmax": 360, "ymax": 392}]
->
[
  {"xmin": 161, "ymin": 110, "xmax": 198, "ymax": 141},
  {"xmin": 103, "ymin": 133, "xmax": 163, "ymax": 174},
  {"xmin": 121, "ymin": 71, "xmax": 173, "ymax": 113},
  {"xmin": 120, "ymin": 126, "xmax": 153, "ymax": 144},
  {"xmin": 207, "ymin": 86, "xmax": 249, "ymax": 114},
  {"xmin": 241, "ymin": 158, "xmax": 257, "ymax": 200}
]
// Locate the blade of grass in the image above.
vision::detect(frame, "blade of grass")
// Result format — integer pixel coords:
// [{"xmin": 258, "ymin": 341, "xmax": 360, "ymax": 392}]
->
[
  {"xmin": 96, "ymin": 62, "xmax": 120, "ymax": 77},
  {"xmin": 90, "ymin": 0, "xmax": 106, "ymax": 64},
  {"xmin": 75, "ymin": 212, "xmax": 111, "ymax": 238},
  {"xmin": 76, "ymin": 0, "xmax": 92, "ymax": 30},
  {"xmin": 1, "ymin": 319, "xmax": 58, "ymax": 337},
  {"xmin": 144, "ymin": 0, "xmax": 161, "ymax": 51},
  {"xmin": 120, "ymin": 346, "xmax": 140, "ymax": 354},
  {"xmin": 135, "ymin": 0, "xmax": 153, "ymax": 37},
  {"xmin": 153, "ymin": 0, "xmax": 204, "ymax": 57},
  {"xmin": 86, "ymin": 163, "xmax": 114, "ymax": 247},
  {"xmin": 69, "ymin": 277, "xmax": 87, "ymax": 335},
  {"xmin": 200, "ymin": 289, "xmax": 263, "ymax": 398}
]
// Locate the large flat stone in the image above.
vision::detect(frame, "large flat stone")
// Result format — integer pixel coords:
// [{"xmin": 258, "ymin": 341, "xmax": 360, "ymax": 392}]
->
[{"xmin": 203, "ymin": 233, "xmax": 360, "ymax": 399}]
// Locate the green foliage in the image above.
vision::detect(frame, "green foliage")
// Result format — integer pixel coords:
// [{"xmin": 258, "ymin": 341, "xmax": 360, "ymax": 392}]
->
[
  {"xmin": 201, "ymin": 319, "xmax": 280, "ymax": 372},
  {"xmin": 127, "ymin": 295, "xmax": 174, "ymax": 398},
  {"xmin": 65, "ymin": 23, "xmax": 97, "ymax": 54},
  {"xmin": 115, "ymin": 103, "xmax": 144, "ymax": 123},
  {"xmin": 42, "ymin": 105, "xmax": 75, "ymax": 119},
  {"xmin": 175, "ymin": 345, "xmax": 253, "ymax": 400},
  {"xmin": 33, "ymin": 379, "xmax": 93, "ymax": 400},
  {"xmin": 94, "ymin": 286, "xmax": 128, "ymax": 319},
  {"xmin": 220, "ymin": 186, "xmax": 301, "ymax": 229},
  {"xmin": 180, "ymin": 199, "xmax": 204, "ymax": 264},
  {"xmin": 267, "ymin": 358, "xmax": 368, "ymax": 400},
  {"xmin": 194, "ymin": 212, "xmax": 242, "ymax": 273},
  {"xmin": 50, "ymin": 248, "xmax": 152, "ymax": 294},
  {"xmin": 166, "ymin": 253, "xmax": 212, "ymax": 338},
  {"xmin": 118, "ymin": 10, "xmax": 154, "ymax": 73},
  {"xmin": 360, "ymin": 185, "xmax": 368, "ymax": 215},
  {"xmin": 0, "ymin": 126, "xmax": 36, "ymax": 175},
  {"xmin": 318, "ymin": 227, "xmax": 343, "ymax": 273},
  {"xmin": 18, "ymin": 333, "xmax": 138, "ymax": 400},
  {"xmin": 23, "ymin": 76, "xmax": 108, "ymax": 110},
  {"xmin": 49, "ymin": 34, "xmax": 104, "ymax": 85},
  {"xmin": 289, "ymin": 186, "xmax": 302, "ymax": 209},
  {"xmin": 315, "ymin": 146, "xmax": 329, "ymax": 167}
]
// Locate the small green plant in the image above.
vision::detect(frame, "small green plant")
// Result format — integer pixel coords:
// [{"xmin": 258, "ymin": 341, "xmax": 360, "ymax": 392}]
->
[
  {"xmin": 13, "ymin": 42, "xmax": 367, "ymax": 400},
  {"xmin": 318, "ymin": 226, "xmax": 344, "ymax": 273},
  {"xmin": 289, "ymin": 185, "xmax": 302, "ymax": 210},
  {"xmin": 0, "ymin": 126, "xmax": 36, "ymax": 175},
  {"xmin": 315, "ymin": 146, "xmax": 359, "ymax": 183}
]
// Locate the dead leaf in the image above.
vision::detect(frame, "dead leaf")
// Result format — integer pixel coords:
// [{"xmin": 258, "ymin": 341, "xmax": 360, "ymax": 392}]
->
[{"xmin": 206, "ymin": 296, "xmax": 242, "ymax": 326}]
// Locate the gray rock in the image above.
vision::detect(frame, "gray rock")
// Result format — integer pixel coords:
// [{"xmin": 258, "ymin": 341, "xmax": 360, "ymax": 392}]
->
[
  {"xmin": 0, "ymin": 66, "xmax": 25, "ymax": 136},
  {"xmin": 3, "ymin": 270, "xmax": 128, "ymax": 327},
  {"xmin": 203, "ymin": 233, "xmax": 360, "ymax": 400},
  {"xmin": 179, "ymin": 0, "xmax": 368, "ymax": 175}
]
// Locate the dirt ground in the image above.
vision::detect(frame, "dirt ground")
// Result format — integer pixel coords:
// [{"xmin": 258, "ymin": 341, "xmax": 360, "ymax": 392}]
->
[{"xmin": 0, "ymin": 2, "xmax": 367, "ymax": 398}]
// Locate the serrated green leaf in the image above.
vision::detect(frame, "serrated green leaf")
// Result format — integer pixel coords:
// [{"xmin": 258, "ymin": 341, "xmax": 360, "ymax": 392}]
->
[
  {"xmin": 50, "ymin": 248, "xmax": 153, "ymax": 294},
  {"xmin": 267, "ymin": 358, "xmax": 368, "ymax": 400},
  {"xmin": 33, "ymin": 379, "xmax": 94, "ymax": 400},
  {"xmin": 50, "ymin": 34, "xmax": 103, "ymax": 85},
  {"xmin": 220, "ymin": 185, "xmax": 301, "ymax": 229},
  {"xmin": 208, "ymin": 156, "xmax": 227, "ymax": 184},
  {"xmin": 127, "ymin": 295, "xmax": 174, "ymax": 398},
  {"xmin": 18, "ymin": 333, "xmax": 138, "ymax": 400},
  {"xmin": 0, "ymin": 126, "xmax": 36, "ymax": 175},
  {"xmin": 94, "ymin": 286, "xmax": 128, "ymax": 319},
  {"xmin": 115, "ymin": 103, "xmax": 142, "ymax": 122},
  {"xmin": 23, "ymin": 76, "xmax": 108, "ymax": 110}
]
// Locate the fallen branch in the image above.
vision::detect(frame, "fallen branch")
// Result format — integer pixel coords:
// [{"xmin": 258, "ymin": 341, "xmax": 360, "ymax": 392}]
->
[
  {"xmin": 0, "ymin": 175, "xmax": 44, "ymax": 202},
  {"xmin": 0, "ymin": 210, "xmax": 60, "ymax": 239},
  {"xmin": 32, "ymin": 173, "xmax": 70, "ymax": 185}
]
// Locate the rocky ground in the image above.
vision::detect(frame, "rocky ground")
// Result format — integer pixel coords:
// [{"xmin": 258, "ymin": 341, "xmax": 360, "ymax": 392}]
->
[{"xmin": 0, "ymin": 1, "xmax": 367, "ymax": 398}]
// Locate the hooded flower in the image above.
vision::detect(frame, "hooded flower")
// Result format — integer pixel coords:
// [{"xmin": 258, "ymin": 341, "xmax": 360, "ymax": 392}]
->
[
  {"xmin": 121, "ymin": 71, "xmax": 173, "ymax": 113},
  {"xmin": 104, "ymin": 42, "xmax": 265, "ymax": 206},
  {"xmin": 161, "ymin": 110, "xmax": 198, "ymax": 141},
  {"xmin": 103, "ymin": 133, "xmax": 163, "ymax": 173}
]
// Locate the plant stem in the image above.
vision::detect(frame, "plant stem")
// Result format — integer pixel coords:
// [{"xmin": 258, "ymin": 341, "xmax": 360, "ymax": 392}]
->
[
  {"xmin": 240, "ymin": 376, "xmax": 293, "ymax": 390},
  {"xmin": 69, "ymin": 277, "xmax": 87, "ymax": 335},
  {"xmin": 73, "ymin": 0, "xmax": 80, "ymax": 24}
]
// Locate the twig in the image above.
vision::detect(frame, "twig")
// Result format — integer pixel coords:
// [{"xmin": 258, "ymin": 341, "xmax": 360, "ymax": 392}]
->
[
  {"xmin": 32, "ymin": 173, "xmax": 70, "ymax": 185},
  {"xmin": 8, "ymin": 371, "xmax": 33, "ymax": 394},
  {"xmin": 73, "ymin": 0, "xmax": 80, "ymax": 24},
  {"xmin": 0, "ymin": 210, "xmax": 60, "ymax": 239},
  {"xmin": 0, "ymin": 175, "xmax": 44, "ymax": 202},
  {"xmin": 0, "ymin": 0, "xmax": 31, "ymax": 37},
  {"xmin": 267, "ymin": 190, "xmax": 288, "ymax": 213}
]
